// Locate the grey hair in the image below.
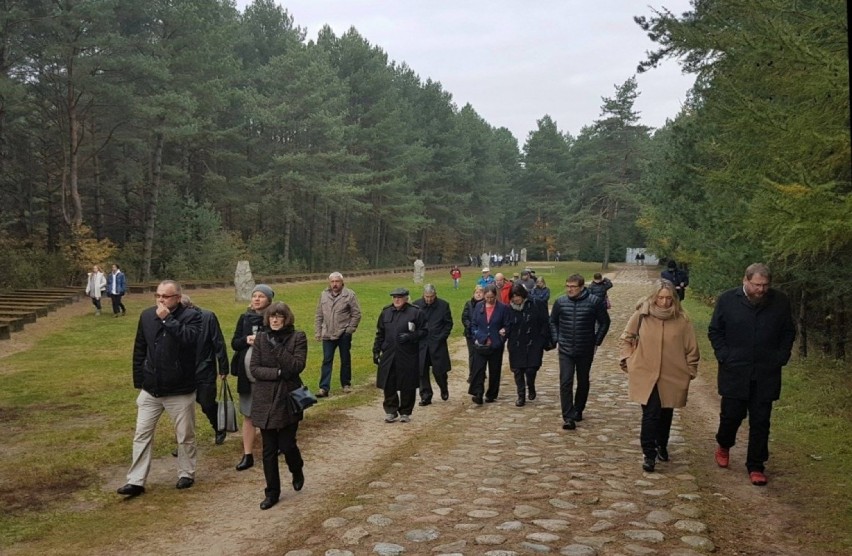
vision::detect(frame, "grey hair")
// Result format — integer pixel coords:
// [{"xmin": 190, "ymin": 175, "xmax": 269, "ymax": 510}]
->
[
  {"xmin": 423, "ymin": 283, "xmax": 437, "ymax": 295},
  {"xmin": 159, "ymin": 280, "xmax": 182, "ymax": 294},
  {"xmin": 329, "ymin": 271, "xmax": 344, "ymax": 281},
  {"xmin": 745, "ymin": 263, "xmax": 771, "ymax": 281},
  {"xmin": 180, "ymin": 294, "xmax": 193, "ymax": 308}
]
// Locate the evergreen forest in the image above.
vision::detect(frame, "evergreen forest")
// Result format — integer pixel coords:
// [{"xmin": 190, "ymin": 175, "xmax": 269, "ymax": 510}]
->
[{"xmin": 0, "ymin": 0, "xmax": 848, "ymax": 357}]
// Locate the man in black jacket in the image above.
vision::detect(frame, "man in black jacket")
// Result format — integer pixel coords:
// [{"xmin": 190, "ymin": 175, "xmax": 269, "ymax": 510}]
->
[
  {"xmin": 117, "ymin": 280, "xmax": 201, "ymax": 497},
  {"xmin": 413, "ymin": 284, "xmax": 453, "ymax": 405},
  {"xmin": 182, "ymin": 295, "xmax": 230, "ymax": 445},
  {"xmin": 550, "ymin": 274, "xmax": 611, "ymax": 430},
  {"xmin": 709, "ymin": 263, "xmax": 796, "ymax": 486}
]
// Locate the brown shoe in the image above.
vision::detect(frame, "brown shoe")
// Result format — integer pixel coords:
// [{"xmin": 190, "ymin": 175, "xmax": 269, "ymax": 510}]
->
[
  {"xmin": 715, "ymin": 445, "xmax": 730, "ymax": 468},
  {"xmin": 316, "ymin": 388, "xmax": 328, "ymax": 398}
]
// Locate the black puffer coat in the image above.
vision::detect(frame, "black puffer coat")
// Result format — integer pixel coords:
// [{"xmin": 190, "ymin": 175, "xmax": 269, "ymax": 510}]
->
[
  {"xmin": 507, "ymin": 298, "xmax": 551, "ymax": 369},
  {"xmin": 250, "ymin": 326, "xmax": 308, "ymax": 429},
  {"xmin": 549, "ymin": 288, "xmax": 610, "ymax": 356}
]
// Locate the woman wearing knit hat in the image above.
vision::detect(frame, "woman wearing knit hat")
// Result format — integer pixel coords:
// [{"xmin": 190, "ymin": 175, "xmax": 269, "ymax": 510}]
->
[{"xmin": 230, "ymin": 284, "xmax": 274, "ymax": 471}]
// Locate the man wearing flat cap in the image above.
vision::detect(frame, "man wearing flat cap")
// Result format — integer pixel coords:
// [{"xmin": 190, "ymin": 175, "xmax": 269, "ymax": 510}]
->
[{"xmin": 373, "ymin": 288, "xmax": 427, "ymax": 423}]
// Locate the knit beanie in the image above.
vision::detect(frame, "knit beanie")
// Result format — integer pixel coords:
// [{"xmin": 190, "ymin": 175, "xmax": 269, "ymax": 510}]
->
[{"xmin": 251, "ymin": 284, "xmax": 275, "ymax": 302}]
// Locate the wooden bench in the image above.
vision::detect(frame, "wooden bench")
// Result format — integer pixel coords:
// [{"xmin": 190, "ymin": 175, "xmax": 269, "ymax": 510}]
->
[
  {"xmin": 527, "ymin": 265, "xmax": 556, "ymax": 274},
  {"xmin": 0, "ymin": 323, "xmax": 9, "ymax": 340},
  {"xmin": 0, "ymin": 309, "xmax": 37, "ymax": 324},
  {"xmin": 0, "ymin": 317, "xmax": 27, "ymax": 332},
  {"xmin": 0, "ymin": 304, "xmax": 48, "ymax": 317}
]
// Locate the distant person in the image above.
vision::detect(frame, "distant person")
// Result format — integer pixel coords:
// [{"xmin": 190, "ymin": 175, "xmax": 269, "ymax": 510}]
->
[
  {"xmin": 618, "ymin": 279, "xmax": 699, "ymax": 473},
  {"xmin": 85, "ymin": 265, "xmax": 107, "ymax": 315},
  {"xmin": 107, "ymin": 263, "xmax": 127, "ymax": 317},
  {"xmin": 518, "ymin": 269, "xmax": 536, "ymax": 292},
  {"xmin": 231, "ymin": 284, "xmax": 274, "ymax": 471},
  {"xmin": 414, "ymin": 284, "xmax": 453, "ymax": 405},
  {"xmin": 477, "ymin": 267, "xmax": 494, "ymax": 287},
  {"xmin": 506, "ymin": 284, "xmax": 551, "ymax": 406},
  {"xmin": 661, "ymin": 260, "xmax": 689, "ymax": 300},
  {"xmin": 373, "ymin": 288, "xmax": 427, "ymax": 423},
  {"xmin": 314, "ymin": 272, "xmax": 362, "ymax": 398},
  {"xmin": 249, "ymin": 302, "xmax": 308, "ymax": 510},
  {"xmin": 181, "ymin": 295, "xmax": 230, "ymax": 445},
  {"xmin": 461, "ymin": 285, "xmax": 485, "ymax": 377},
  {"xmin": 117, "ymin": 280, "xmax": 201, "ymax": 497},
  {"xmin": 450, "ymin": 265, "xmax": 462, "ymax": 289},
  {"xmin": 469, "ymin": 284, "xmax": 512, "ymax": 404},
  {"xmin": 588, "ymin": 273, "xmax": 613, "ymax": 310},
  {"xmin": 635, "ymin": 252, "xmax": 641, "ymax": 265},
  {"xmin": 708, "ymin": 263, "xmax": 795, "ymax": 486},
  {"xmin": 550, "ymin": 274, "xmax": 611, "ymax": 430},
  {"xmin": 530, "ymin": 277, "xmax": 551, "ymax": 304},
  {"xmin": 555, "ymin": 251, "xmax": 561, "ymax": 262}
]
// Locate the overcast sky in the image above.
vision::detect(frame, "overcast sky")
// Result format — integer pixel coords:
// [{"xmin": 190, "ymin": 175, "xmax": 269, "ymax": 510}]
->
[{"xmin": 237, "ymin": 1, "xmax": 695, "ymax": 144}]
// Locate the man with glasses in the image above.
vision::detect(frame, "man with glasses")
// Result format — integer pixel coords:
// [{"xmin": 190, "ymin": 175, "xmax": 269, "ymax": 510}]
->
[
  {"xmin": 550, "ymin": 274, "xmax": 611, "ymax": 430},
  {"xmin": 709, "ymin": 263, "xmax": 795, "ymax": 486},
  {"xmin": 117, "ymin": 280, "xmax": 201, "ymax": 497}
]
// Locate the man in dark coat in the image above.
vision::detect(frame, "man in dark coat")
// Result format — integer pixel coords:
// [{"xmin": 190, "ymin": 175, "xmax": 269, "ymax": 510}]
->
[
  {"xmin": 708, "ymin": 263, "xmax": 796, "ymax": 486},
  {"xmin": 413, "ymin": 284, "xmax": 453, "ymax": 405},
  {"xmin": 550, "ymin": 274, "xmax": 611, "ymax": 430},
  {"xmin": 661, "ymin": 260, "xmax": 689, "ymax": 300},
  {"xmin": 118, "ymin": 280, "xmax": 201, "ymax": 497},
  {"xmin": 373, "ymin": 288, "xmax": 427, "ymax": 423},
  {"xmin": 181, "ymin": 295, "xmax": 230, "ymax": 445}
]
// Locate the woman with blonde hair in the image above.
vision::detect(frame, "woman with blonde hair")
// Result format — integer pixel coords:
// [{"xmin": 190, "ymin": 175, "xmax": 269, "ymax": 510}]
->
[
  {"xmin": 85, "ymin": 265, "xmax": 107, "ymax": 315},
  {"xmin": 618, "ymin": 279, "xmax": 699, "ymax": 473}
]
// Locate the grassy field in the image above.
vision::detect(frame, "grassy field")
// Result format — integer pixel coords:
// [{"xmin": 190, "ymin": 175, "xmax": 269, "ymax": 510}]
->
[{"xmin": 1, "ymin": 261, "xmax": 849, "ymax": 553}]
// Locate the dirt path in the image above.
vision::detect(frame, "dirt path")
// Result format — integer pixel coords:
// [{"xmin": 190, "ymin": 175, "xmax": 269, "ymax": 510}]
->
[{"xmin": 10, "ymin": 270, "xmax": 816, "ymax": 555}]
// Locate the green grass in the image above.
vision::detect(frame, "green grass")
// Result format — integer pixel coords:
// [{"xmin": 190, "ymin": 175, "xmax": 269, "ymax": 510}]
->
[{"xmin": 0, "ymin": 262, "xmax": 600, "ymax": 551}]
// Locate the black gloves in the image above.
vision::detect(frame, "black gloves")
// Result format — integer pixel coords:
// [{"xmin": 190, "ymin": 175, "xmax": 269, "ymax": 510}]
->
[
  {"xmin": 397, "ymin": 332, "xmax": 414, "ymax": 344},
  {"xmin": 373, "ymin": 351, "xmax": 381, "ymax": 365}
]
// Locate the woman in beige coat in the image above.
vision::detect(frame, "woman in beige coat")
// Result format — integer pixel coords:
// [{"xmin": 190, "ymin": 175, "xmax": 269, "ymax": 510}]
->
[{"xmin": 619, "ymin": 279, "xmax": 699, "ymax": 473}]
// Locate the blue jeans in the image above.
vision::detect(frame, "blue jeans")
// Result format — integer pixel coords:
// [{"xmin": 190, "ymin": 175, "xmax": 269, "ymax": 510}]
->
[{"xmin": 319, "ymin": 333, "xmax": 352, "ymax": 392}]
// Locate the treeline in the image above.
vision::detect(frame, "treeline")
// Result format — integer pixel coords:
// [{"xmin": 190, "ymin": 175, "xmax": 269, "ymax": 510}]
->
[{"xmin": 0, "ymin": 1, "xmax": 848, "ymax": 356}]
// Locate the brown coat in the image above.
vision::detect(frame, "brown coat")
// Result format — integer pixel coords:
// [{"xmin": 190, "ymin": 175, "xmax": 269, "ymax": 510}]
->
[
  {"xmin": 250, "ymin": 328, "xmax": 308, "ymax": 429},
  {"xmin": 618, "ymin": 309, "xmax": 699, "ymax": 408}
]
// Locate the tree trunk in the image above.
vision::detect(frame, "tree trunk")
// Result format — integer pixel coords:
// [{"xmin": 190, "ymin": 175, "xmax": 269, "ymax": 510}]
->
[
  {"xmin": 66, "ymin": 78, "xmax": 83, "ymax": 228},
  {"xmin": 142, "ymin": 131, "xmax": 164, "ymax": 281},
  {"xmin": 798, "ymin": 290, "xmax": 808, "ymax": 358},
  {"xmin": 93, "ymin": 138, "xmax": 103, "ymax": 240}
]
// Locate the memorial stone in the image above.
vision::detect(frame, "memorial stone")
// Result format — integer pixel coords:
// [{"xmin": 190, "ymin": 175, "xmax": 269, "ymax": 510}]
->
[{"xmin": 235, "ymin": 260, "xmax": 255, "ymax": 302}]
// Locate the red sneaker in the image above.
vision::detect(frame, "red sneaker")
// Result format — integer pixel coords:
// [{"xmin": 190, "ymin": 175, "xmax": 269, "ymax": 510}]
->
[
  {"xmin": 749, "ymin": 471, "xmax": 768, "ymax": 486},
  {"xmin": 714, "ymin": 446, "xmax": 730, "ymax": 468}
]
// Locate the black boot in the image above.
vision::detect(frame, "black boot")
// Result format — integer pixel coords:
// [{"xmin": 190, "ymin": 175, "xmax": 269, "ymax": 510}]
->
[
  {"xmin": 528, "ymin": 382, "xmax": 536, "ymax": 401},
  {"xmin": 515, "ymin": 387, "xmax": 526, "ymax": 407},
  {"xmin": 292, "ymin": 469, "xmax": 305, "ymax": 491},
  {"xmin": 642, "ymin": 456, "xmax": 656, "ymax": 472},
  {"xmin": 236, "ymin": 454, "xmax": 254, "ymax": 471}
]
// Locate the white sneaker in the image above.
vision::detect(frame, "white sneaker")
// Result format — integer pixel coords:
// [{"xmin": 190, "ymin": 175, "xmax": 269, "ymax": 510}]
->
[
  {"xmin": 384, "ymin": 413, "xmax": 398, "ymax": 423},
  {"xmin": 399, "ymin": 415, "xmax": 411, "ymax": 423}
]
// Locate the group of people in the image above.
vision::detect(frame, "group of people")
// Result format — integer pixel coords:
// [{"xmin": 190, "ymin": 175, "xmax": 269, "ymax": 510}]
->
[
  {"xmin": 116, "ymin": 262, "xmax": 795, "ymax": 510},
  {"xmin": 85, "ymin": 263, "xmax": 127, "ymax": 316}
]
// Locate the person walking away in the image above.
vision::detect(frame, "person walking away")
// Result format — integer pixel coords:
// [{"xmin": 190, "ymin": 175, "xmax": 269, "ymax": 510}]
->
[
  {"xmin": 708, "ymin": 263, "xmax": 795, "ymax": 486},
  {"xmin": 413, "ymin": 284, "xmax": 453, "ymax": 405},
  {"xmin": 588, "ymin": 272, "xmax": 613, "ymax": 310},
  {"xmin": 469, "ymin": 284, "xmax": 512, "ymax": 404},
  {"xmin": 181, "ymin": 295, "xmax": 230, "ymax": 445},
  {"xmin": 618, "ymin": 279, "xmax": 699, "ymax": 472},
  {"xmin": 107, "ymin": 263, "xmax": 127, "ymax": 316},
  {"xmin": 373, "ymin": 288, "xmax": 427, "ymax": 423},
  {"xmin": 85, "ymin": 265, "xmax": 107, "ymax": 315},
  {"xmin": 506, "ymin": 284, "xmax": 551, "ymax": 406},
  {"xmin": 661, "ymin": 260, "xmax": 689, "ymax": 301},
  {"xmin": 117, "ymin": 280, "xmax": 201, "ymax": 497},
  {"xmin": 230, "ymin": 284, "xmax": 274, "ymax": 471},
  {"xmin": 550, "ymin": 274, "xmax": 611, "ymax": 430},
  {"xmin": 249, "ymin": 302, "xmax": 308, "ymax": 510},
  {"xmin": 461, "ymin": 285, "xmax": 485, "ymax": 378},
  {"xmin": 314, "ymin": 272, "xmax": 362, "ymax": 397}
]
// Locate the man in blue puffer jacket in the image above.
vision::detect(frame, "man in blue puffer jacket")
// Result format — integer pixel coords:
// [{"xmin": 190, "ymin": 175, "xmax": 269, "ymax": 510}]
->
[{"xmin": 550, "ymin": 274, "xmax": 611, "ymax": 430}]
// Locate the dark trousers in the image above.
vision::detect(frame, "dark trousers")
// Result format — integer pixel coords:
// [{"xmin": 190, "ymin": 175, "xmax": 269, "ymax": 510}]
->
[
  {"xmin": 558, "ymin": 351, "xmax": 594, "ymax": 421},
  {"xmin": 716, "ymin": 384, "xmax": 773, "ymax": 472},
  {"xmin": 319, "ymin": 334, "xmax": 352, "ymax": 392},
  {"xmin": 196, "ymin": 381, "xmax": 218, "ymax": 433},
  {"xmin": 260, "ymin": 424, "xmax": 302, "ymax": 500},
  {"xmin": 512, "ymin": 367, "xmax": 539, "ymax": 399},
  {"xmin": 468, "ymin": 348, "xmax": 504, "ymax": 400},
  {"xmin": 419, "ymin": 351, "xmax": 448, "ymax": 402},
  {"xmin": 109, "ymin": 293, "xmax": 126, "ymax": 314},
  {"xmin": 90, "ymin": 296, "xmax": 102, "ymax": 311},
  {"xmin": 640, "ymin": 385, "xmax": 674, "ymax": 458},
  {"xmin": 383, "ymin": 387, "xmax": 416, "ymax": 417}
]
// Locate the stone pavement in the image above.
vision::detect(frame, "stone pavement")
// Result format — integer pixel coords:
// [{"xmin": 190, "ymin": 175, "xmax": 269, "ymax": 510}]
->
[{"xmin": 283, "ymin": 268, "xmax": 714, "ymax": 555}]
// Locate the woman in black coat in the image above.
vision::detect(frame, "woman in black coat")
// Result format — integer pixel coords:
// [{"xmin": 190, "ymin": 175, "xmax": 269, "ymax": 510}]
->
[
  {"xmin": 469, "ymin": 284, "xmax": 512, "ymax": 404},
  {"xmin": 249, "ymin": 302, "xmax": 308, "ymax": 510},
  {"xmin": 372, "ymin": 288, "xmax": 427, "ymax": 423},
  {"xmin": 506, "ymin": 284, "xmax": 552, "ymax": 406},
  {"xmin": 230, "ymin": 284, "xmax": 274, "ymax": 471}
]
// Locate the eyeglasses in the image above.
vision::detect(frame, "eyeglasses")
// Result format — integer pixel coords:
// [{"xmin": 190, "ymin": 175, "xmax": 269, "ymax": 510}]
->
[
  {"xmin": 565, "ymin": 284, "xmax": 581, "ymax": 289},
  {"xmin": 154, "ymin": 293, "xmax": 179, "ymax": 299}
]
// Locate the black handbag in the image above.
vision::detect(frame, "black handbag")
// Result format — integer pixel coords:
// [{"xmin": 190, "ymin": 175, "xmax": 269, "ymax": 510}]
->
[
  {"xmin": 217, "ymin": 379, "xmax": 239, "ymax": 432},
  {"xmin": 289, "ymin": 385, "xmax": 318, "ymax": 413},
  {"xmin": 474, "ymin": 342, "xmax": 494, "ymax": 355}
]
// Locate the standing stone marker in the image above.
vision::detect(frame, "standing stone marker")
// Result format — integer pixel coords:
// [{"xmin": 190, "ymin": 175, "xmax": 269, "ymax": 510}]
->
[
  {"xmin": 235, "ymin": 260, "xmax": 255, "ymax": 302},
  {"xmin": 413, "ymin": 259, "xmax": 426, "ymax": 284},
  {"xmin": 520, "ymin": 248, "xmax": 528, "ymax": 263}
]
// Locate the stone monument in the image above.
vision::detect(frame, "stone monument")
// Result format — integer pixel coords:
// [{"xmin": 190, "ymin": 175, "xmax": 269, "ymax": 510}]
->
[
  {"xmin": 235, "ymin": 260, "xmax": 255, "ymax": 302},
  {"xmin": 520, "ymin": 248, "xmax": 528, "ymax": 263},
  {"xmin": 413, "ymin": 259, "xmax": 425, "ymax": 284}
]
